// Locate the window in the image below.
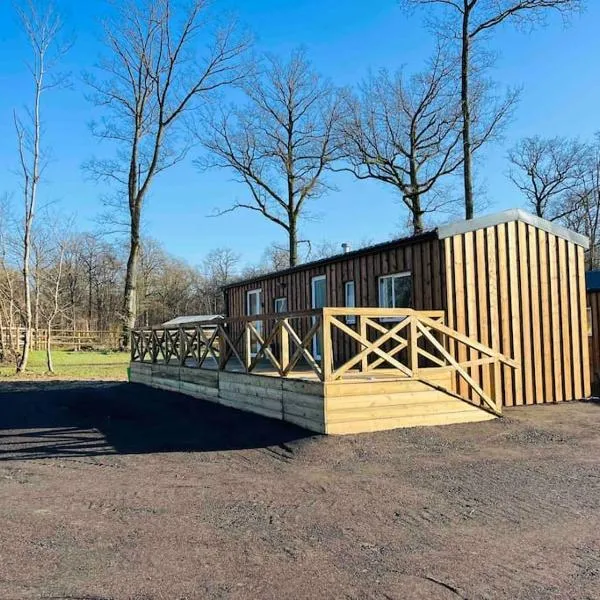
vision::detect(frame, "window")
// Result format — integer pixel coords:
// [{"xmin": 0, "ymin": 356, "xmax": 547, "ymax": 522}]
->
[
  {"xmin": 587, "ymin": 306, "xmax": 593, "ymax": 337},
  {"xmin": 378, "ymin": 272, "xmax": 412, "ymax": 312},
  {"xmin": 344, "ymin": 281, "xmax": 356, "ymax": 324},
  {"xmin": 274, "ymin": 297, "xmax": 287, "ymax": 313}
]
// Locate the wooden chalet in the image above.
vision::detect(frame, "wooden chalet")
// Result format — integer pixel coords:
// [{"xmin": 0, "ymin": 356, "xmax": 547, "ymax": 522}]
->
[{"xmin": 129, "ymin": 209, "xmax": 591, "ymax": 435}]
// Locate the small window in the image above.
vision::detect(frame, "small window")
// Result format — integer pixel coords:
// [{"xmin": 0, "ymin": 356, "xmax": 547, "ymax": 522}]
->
[
  {"xmin": 587, "ymin": 306, "xmax": 593, "ymax": 337},
  {"xmin": 274, "ymin": 297, "xmax": 287, "ymax": 313},
  {"xmin": 344, "ymin": 281, "xmax": 356, "ymax": 324},
  {"xmin": 378, "ymin": 272, "xmax": 412, "ymax": 313}
]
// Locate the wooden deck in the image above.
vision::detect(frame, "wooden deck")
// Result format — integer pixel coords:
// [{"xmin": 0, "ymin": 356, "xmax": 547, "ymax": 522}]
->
[
  {"xmin": 129, "ymin": 362, "xmax": 495, "ymax": 434},
  {"xmin": 129, "ymin": 308, "xmax": 516, "ymax": 435}
]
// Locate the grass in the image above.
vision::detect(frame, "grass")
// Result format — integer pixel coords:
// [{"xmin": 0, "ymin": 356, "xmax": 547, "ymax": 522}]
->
[{"xmin": 0, "ymin": 350, "xmax": 130, "ymax": 380}]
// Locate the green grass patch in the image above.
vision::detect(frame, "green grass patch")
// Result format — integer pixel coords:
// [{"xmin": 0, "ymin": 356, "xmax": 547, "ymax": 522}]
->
[{"xmin": 0, "ymin": 350, "xmax": 130, "ymax": 380}]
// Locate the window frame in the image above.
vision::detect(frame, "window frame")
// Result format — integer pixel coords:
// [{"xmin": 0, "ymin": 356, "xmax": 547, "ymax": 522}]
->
[
  {"xmin": 378, "ymin": 271, "xmax": 412, "ymax": 321},
  {"xmin": 344, "ymin": 280, "xmax": 356, "ymax": 324},
  {"xmin": 274, "ymin": 297, "xmax": 288, "ymax": 314}
]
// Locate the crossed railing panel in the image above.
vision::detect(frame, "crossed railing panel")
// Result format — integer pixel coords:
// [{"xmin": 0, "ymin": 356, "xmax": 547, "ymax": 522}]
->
[{"xmin": 131, "ymin": 308, "xmax": 518, "ymax": 414}]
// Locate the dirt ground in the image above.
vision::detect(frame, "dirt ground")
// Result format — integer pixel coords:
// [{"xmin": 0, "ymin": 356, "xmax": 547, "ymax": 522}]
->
[{"xmin": 0, "ymin": 381, "xmax": 599, "ymax": 600}]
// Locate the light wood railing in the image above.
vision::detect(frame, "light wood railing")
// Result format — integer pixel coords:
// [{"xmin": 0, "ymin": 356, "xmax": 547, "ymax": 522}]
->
[{"xmin": 131, "ymin": 308, "xmax": 518, "ymax": 415}]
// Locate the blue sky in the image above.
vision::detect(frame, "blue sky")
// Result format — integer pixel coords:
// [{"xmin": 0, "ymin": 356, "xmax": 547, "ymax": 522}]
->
[{"xmin": 0, "ymin": 0, "xmax": 598, "ymax": 268}]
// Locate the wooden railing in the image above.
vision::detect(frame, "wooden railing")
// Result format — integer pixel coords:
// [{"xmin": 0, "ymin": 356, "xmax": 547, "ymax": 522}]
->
[{"xmin": 131, "ymin": 308, "xmax": 518, "ymax": 415}]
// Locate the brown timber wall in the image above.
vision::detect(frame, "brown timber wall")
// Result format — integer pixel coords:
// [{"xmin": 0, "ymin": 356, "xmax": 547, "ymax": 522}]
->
[
  {"xmin": 443, "ymin": 222, "xmax": 590, "ymax": 406},
  {"xmin": 225, "ymin": 235, "xmax": 446, "ymax": 367},
  {"xmin": 587, "ymin": 290, "xmax": 600, "ymax": 391},
  {"xmin": 226, "ymin": 236, "xmax": 445, "ymax": 316}
]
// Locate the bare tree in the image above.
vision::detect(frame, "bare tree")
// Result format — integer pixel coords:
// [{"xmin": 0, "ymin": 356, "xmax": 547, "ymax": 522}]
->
[
  {"xmin": 563, "ymin": 135, "xmax": 600, "ymax": 269},
  {"xmin": 508, "ymin": 135, "xmax": 588, "ymax": 219},
  {"xmin": 13, "ymin": 1, "xmax": 68, "ymax": 372},
  {"xmin": 0, "ymin": 197, "xmax": 20, "ymax": 364},
  {"xmin": 33, "ymin": 225, "xmax": 70, "ymax": 373},
  {"xmin": 404, "ymin": 0, "xmax": 583, "ymax": 220},
  {"xmin": 199, "ymin": 49, "xmax": 343, "ymax": 266},
  {"xmin": 85, "ymin": 0, "xmax": 250, "ymax": 345},
  {"xmin": 202, "ymin": 247, "xmax": 240, "ymax": 312},
  {"xmin": 338, "ymin": 49, "xmax": 465, "ymax": 233}
]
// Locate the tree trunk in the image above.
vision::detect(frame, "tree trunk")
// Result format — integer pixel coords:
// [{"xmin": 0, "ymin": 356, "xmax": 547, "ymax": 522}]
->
[
  {"xmin": 288, "ymin": 221, "xmax": 298, "ymax": 267},
  {"xmin": 461, "ymin": 8, "xmax": 474, "ymax": 220},
  {"xmin": 411, "ymin": 197, "xmax": 424, "ymax": 235},
  {"xmin": 46, "ymin": 327, "xmax": 54, "ymax": 373},
  {"xmin": 17, "ymin": 238, "xmax": 32, "ymax": 372},
  {"xmin": 121, "ymin": 207, "xmax": 141, "ymax": 349}
]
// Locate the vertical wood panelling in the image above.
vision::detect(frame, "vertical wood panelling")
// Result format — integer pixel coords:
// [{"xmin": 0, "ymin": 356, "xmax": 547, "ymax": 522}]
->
[
  {"xmin": 507, "ymin": 222, "xmax": 524, "ymax": 404},
  {"xmin": 568, "ymin": 243, "xmax": 582, "ymax": 399},
  {"xmin": 578, "ymin": 249, "xmax": 591, "ymax": 397},
  {"xmin": 441, "ymin": 223, "xmax": 589, "ymax": 407},
  {"xmin": 548, "ymin": 234, "xmax": 562, "ymax": 402},
  {"xmin": 558, "ymin": 238, "xmax": 572, "ymax": 399},
  {"xmin": 527, "ymin": 225, "xmax": 543, "ymax": 404},
  {"xmin": 497, "ymin": 225, "xmax": 514, "ymax": 406},
  {"xmin": 588, "ymin": 290, "xmax": 600, "ymax": 391}
]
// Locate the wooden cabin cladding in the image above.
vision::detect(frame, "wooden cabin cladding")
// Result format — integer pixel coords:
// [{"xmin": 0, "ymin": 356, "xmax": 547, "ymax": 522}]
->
[
  {"xmin": 225, "ymin": 233, "xmax": 445, "ymax": 317},
  {"xmin": 587, "ymin": 291, "xmax": 600, "ymax": 390},
  {"xmin": 586, "ymin": 272, "xmax": 600, "ymax": 391},
  {"xmin": 224, "ymin": 210, "xmax": 591, "ymax": 407},
  {"xmin": 441, "ymin": 218, "xmax": 590, "ymax": 406}
]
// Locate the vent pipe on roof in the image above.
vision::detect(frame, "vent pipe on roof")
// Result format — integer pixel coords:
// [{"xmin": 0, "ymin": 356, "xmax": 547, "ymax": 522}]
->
[{"xmin": 341, "ymin": 242, "xmax": 351, "ymax": 254}]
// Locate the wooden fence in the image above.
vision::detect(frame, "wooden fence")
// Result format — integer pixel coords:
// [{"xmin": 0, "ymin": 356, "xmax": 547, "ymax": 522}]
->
[
  {"xmin": 0, "ymin": 328, "xmax": 121, "ymax": 351},
  {"xmin": 131, "ymin": 308, "xmax": 518, "ymax": 415}
]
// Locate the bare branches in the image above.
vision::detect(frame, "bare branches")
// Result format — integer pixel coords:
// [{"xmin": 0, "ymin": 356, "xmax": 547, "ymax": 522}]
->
[
  {"xmin": 12, "ymin": 0, "xmax": 69, "ymax": 373},
  {"xmin": 508, "ymin": 135, "xmax": 588, "ymax": 219},
  {"xmin": 85, "ymin": 0, "xmax": 250, "ymax": 336},
  {"xmin": 402, "ymin": 0, "xmax": 582, "ymax": 220},
  {"xmin": 337, "ymin": 47, "xmax": 464, "ymax": 233},
  {"xmin": 198, "ymin": 48, "xmax": 343, "ymax": 266}
]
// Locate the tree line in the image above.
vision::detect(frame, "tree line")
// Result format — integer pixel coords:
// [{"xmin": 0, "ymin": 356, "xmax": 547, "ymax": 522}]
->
[{"xmin": 0, "ymin": 0, "xmax": 590, "ymax": 372}]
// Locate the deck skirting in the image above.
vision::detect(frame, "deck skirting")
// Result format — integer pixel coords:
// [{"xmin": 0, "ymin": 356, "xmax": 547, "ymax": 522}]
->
[{"xmin": 129, "ymin": 362, "xmax": 495, "ymax": 434}]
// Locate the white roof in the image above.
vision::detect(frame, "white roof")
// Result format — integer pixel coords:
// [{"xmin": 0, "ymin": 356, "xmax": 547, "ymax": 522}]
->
[
  {"xmin": 161, "ymin": 315, "xmax": 223, "ymax": 327},
  {"xmin": 437, "ymin": 208, "xmax": 589, "ymax": 249}
]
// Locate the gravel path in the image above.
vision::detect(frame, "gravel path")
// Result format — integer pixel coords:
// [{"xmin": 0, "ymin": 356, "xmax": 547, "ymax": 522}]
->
[{"xmin": 0, "ymin": 381, "xmax": 599, "ymax": 599}]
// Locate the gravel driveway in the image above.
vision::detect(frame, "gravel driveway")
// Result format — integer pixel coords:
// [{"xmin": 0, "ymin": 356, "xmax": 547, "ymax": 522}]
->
[{"xmin": 0, "ymin": 380, "xmax": 599, "ymax": 599}]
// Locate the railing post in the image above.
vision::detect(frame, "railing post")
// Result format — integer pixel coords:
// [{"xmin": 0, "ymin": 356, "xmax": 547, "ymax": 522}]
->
[
  {"xmin": 152, "ymin": 330, "xmax": 158, "ymax": 364},
  {"xmin": 178, "ymin": 327, "xmax": 185, "ymax": 366},
  {"xmin": 359, "ymin": 315, "xmax": 368, "ymax": 372},
  {"xmin": 491, "ymin": 361, "xmax": 501, "ymax": 413},
  {"xmin": 409, "ymin": 315, "xmax": 419, "ymax": 377},
  {"xmin": 280, "ymin": 318, "xmax": 289, "ymax": 375},
  {"xmin": 321, "ymin": 309, "xmax": 332, "ymax": 381},
  {"xmin": 218, "ymin": 325, "xmax": 228, "ymax": 371},
  {"xmin": 130, "ymin": 330, "xmax": 136, "ymax": 362},
  {"xmin": 243, "ymin": 322, "xmax": 252, "ymax": 372}
]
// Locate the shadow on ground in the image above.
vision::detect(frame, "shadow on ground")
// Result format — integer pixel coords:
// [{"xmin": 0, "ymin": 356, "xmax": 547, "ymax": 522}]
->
[{"xmin": 0, "ymin": 381, "xmax": 314, "ymax": 460}]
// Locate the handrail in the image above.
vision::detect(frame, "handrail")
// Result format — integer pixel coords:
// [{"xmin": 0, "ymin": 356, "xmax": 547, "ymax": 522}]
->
[{"xmin": 131, "ymin": 307, "xmax": 518, "ymax": 414}]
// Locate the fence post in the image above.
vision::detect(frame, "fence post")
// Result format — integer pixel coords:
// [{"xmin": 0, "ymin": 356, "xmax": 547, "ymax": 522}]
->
[
  {"xmin": 280, "ymin": 318, "xmax": 289, "ymax": 375},
  {"xmin": 218, "ymin": 325, "xmax": 228, "ymax": 371},
  {"xmin": 409, "ymin": 315, "xmax": 419, "ymax": 377},
  {"xmin": 243, "ymin": 322, "xmax": 252, "ymax": 372},
  {"xmin": 359, "ymin": 316, "xmax": 368, "ymax": 372},
  {"xmin": 321, "ymin": 309, "xmax": 332, "ymax": 381},
  {"xmin": 178, "ymin": 327, "xmax": 185, "ymax": 366}
]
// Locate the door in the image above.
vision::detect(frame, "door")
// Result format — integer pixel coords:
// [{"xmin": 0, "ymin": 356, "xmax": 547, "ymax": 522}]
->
[
  {"xmin": 311, "ymin": 275, "xmax": 326, "ymax": 359},
  {"xmin": 246, "ymin": 289, "xmax": 262, "ymax": 357}
]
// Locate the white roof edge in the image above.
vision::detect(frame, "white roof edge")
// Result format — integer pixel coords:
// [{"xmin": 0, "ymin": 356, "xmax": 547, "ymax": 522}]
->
[{"xmin": 436, "ymin": 208, "xmax": 589, "ymax": 249}]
